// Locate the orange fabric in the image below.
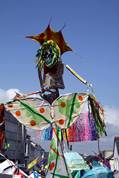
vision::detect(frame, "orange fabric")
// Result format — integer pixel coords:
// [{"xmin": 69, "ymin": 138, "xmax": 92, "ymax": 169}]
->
[{"xmin": 26, "ymin": 25, "xmax": 72, "ymax": 55}]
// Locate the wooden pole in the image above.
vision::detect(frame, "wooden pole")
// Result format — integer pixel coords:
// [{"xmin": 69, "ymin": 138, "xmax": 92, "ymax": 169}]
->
[{"xmin": 66, "ymin": 65, "xmax": 92, "ymax": 88}]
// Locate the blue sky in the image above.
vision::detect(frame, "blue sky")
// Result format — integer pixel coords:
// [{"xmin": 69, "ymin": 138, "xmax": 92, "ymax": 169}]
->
[
  {"xmin": 0, "ymin": 0, "xmax": 119, "ymax": 107},
  {"xmin": 0, "ymin": 0, "xmax": 119, "ymax": 151}
]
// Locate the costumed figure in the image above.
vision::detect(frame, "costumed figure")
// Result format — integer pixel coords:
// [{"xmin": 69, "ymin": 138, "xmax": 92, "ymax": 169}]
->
[{"xmin": 3, "ymin": 24, "xmax": 107, "ymax": 178}]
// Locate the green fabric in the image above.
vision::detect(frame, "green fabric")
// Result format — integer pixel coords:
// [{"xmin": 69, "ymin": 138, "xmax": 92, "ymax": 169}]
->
[
  {"xmin": 47, "ymin": 127, "xmax": 71, "ymax": 178},
  {"xmin": 88, "ymin": 96, "xmax": 105, "ymax": 135},
  {"xmin": 36, "ymin": 40, "xmax": 60, "ymax": 69},
  {"xmin": 19, "ymin": 100, "xmax": 51, "ymax": 124},
  {"xmin": 67, "ymin": 93, "xmax": 77, "ymax": 128}
]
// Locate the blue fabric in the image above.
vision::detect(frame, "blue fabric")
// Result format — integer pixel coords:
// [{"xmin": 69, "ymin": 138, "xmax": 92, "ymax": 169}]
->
[
  {"xmin": 33, "ymin": 171, "xmax": 41, "ymax": 178},
  {"xmin": 80, "ymin": 166, "xmax": 114, "ymax": 178},
  {"xmin": 41, "ymin": 126, "xmax": 52, "ymax": 140}
]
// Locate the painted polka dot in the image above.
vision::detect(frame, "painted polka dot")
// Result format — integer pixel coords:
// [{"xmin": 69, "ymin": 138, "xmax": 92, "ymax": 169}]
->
[
  {"xmin": 8, "ymin": 104, "xmax": 13, "ymax": 108},
  {"xmin": 30, "ymin": 120, "xmax": 36, "ymax": 126},
  {"xmin": 78, "ymin": 95, "xmax": 83, "ymax": 101},
  {"xmin": 58, "ymin": 119, "xmax": 65, "ymax": 125},
  {"xmin": 49, "ymin": 162, "xmax": 55, "ymax": 171},
  {"xmin": 60, "ymin": 102, "xmax": 66, "ymax": 108},
  {"xmin": 39, "ymin": 107, "xmax": 45, "ymax": 113},
  {"xmin": 15, "ymin": 110, "xmax": 21, "ymax": 117}
]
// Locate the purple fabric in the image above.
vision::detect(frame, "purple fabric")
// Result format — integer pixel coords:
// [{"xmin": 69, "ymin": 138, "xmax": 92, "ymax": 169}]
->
[{"xmin": 67, "ymin": 112, "xmax": 98, "ymax": 142}]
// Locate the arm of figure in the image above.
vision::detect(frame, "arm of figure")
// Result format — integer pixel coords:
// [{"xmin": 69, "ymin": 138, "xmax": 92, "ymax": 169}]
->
[{"xmin": 65, "ymin": 64, "xmax": 92, "ymax": 88}]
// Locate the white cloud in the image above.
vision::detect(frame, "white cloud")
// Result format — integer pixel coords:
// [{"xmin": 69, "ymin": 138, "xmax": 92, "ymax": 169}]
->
[
  {"xmin": 0, "ymin": 88, "xmax": 21, "ymax": 104},
  {"xmin": 104, "ymin": 105, "xmax": 119, "ymax": 127}
]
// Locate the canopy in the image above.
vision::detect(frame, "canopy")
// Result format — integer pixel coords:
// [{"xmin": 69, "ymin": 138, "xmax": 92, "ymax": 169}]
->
[{"xmin": 64, "ymin": 152, "xmax": 89, "ymax": 172}]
